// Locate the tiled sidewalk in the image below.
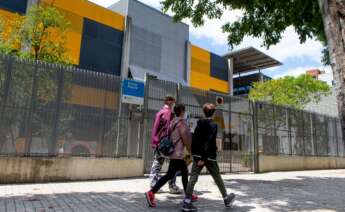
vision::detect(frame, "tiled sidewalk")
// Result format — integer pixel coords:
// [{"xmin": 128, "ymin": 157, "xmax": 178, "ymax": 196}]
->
[{"xmin": 1, "ymin": 170, "xmax": 345, "ymax": 211}]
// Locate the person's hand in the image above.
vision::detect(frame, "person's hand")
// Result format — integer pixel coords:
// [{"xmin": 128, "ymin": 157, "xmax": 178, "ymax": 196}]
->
[{"xmin": 197, "ymin": 160, "xmax": 205, "ymax": 167}]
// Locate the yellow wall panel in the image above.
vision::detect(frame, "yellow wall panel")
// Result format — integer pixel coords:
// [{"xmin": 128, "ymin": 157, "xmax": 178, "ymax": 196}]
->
[
  {"xmin": 208, "ymin": 77, "xmax": 229, "ymax": 93},
  {"xmin": 58, "ymin": 8, "xmax": 83, "ymax": 64},
  {"xmin": 191, "ymin": 45, "xmax": 210, "ymax": 62},
  {"xmin": 190, "ymin": 44, "xmax": 229, "ymax": 94},
  {"xmin": 66, "ymin": 85, "xmax": 119, "ymax": 110},
  {"xmin": 42, "ymin": 0, "xmax": 125, "ymax": 31},
  {"xmin": 0, "ymin": 9, "xmax": 16, "ymax": 18}
]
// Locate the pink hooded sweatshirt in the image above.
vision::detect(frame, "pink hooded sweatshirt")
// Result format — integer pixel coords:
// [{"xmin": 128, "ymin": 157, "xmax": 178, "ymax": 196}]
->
[{"xmin": 151, "ymin": 105, "xmax": 173, "ymax": 148}]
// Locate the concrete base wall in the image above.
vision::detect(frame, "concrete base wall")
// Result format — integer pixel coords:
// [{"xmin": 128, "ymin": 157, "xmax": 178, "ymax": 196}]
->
[
  {"xmin": 259, "ymin": 154, "xmax": 345, "ymax": 172},
  {"xmin": 0, "ymin": 157, "xmax": 144, "ymax": 184}
]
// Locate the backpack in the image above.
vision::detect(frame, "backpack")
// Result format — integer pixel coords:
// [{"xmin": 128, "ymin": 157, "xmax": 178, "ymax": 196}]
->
[{"xmin": 157, "ymin": 120, "xmax": 181, "ymax": 157}]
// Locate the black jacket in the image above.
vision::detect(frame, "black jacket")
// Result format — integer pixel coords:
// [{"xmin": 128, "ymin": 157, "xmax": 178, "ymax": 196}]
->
[{"xmin": 191, "ymin": 118, "xmax": 218, "ymax": 161}]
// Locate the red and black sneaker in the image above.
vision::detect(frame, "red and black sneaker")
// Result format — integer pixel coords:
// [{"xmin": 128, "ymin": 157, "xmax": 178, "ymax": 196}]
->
[
  {"xmin": 145, "ymin": 191, "xmax": 156, "ymax": 207},
  {"xmin": 191, "ymin": 194, "xmax": 198, "ymax": 202}
]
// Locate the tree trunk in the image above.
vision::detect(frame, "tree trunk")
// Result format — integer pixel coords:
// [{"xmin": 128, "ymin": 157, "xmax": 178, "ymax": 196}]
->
[{"xmin": 318, "ymin": 0, "xmax": 345, "ymax": 142}]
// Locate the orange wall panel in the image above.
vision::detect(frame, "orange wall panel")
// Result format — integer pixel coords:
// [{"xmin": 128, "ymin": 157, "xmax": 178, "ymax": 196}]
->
[
  {"xmin": 190, "ymin": 44, "xmax": 229, "ymax": 94},
  {"xmin": 42, "ymin": 0, "xmax": 125, "ymax": 31}
]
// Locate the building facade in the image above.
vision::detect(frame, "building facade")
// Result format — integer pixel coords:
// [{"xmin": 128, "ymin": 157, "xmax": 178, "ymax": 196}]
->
[{"xmin": 0, "ymin": 0, "xmax": 281, "ymax": 95}]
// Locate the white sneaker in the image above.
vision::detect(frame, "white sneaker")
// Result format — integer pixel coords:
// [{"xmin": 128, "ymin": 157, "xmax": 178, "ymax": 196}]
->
[{"xmin": 169, "ymin": 185, "xmax": 182, "ymax": 194}]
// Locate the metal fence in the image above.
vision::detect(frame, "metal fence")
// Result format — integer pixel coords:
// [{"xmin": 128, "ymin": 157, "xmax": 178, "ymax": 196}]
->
[
  {"xmin": 0, "ymin": 55, "xmax": 344, "ymax": 174},
  {"xmin": 256, "ymin": 102, "xmax": 344, "ymax": 157},
  {"xmin": 142, "ymin": 78, "xmax": 255, "ymax": 173},
  {"xmin": 0, "ymin": 55, "xmax": 143, "ymax": 158}
]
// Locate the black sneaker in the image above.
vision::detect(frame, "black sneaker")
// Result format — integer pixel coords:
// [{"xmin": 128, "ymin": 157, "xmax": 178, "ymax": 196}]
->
[
  {"xmin": 224, "ymin": 193, "xmax": 236, "ymax": 208},
  {"xmin": 181, "ymin": 202, "xmax": 198, "ymax": 211}
]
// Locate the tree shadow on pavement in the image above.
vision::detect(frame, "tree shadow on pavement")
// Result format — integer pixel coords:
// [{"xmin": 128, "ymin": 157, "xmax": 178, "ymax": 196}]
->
[
  {"xmin": 0, "ymin": 191, "xmax": 255, "ymax": 212},
  {"xmin": 224, "ymin": 176, "xmax": 345, "ymax": 212}
]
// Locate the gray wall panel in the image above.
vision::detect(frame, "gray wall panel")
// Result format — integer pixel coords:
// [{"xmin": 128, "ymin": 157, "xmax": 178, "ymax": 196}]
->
[{"xmin": 110, "ymin": 0, "xmax": 189, "ymax": 84}]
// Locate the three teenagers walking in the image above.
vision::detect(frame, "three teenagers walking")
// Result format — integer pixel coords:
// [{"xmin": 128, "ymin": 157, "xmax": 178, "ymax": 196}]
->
[{"xmin": 146, "ymin": 96, "xmax": 235, "ymax": 211}]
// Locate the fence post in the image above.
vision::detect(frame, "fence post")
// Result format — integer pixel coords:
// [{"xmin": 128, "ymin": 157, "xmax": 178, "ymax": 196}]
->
[
  {"xmin": 287, "ymin": 108, "xmax": 292, "ymax": 155},
  {"xmin": 301, "ymin": 111, "xmax": 306, "ymax": 156},
  {"xmin": 0, "ymin": 56, "xmax": 13, "ymax": 153},
  {"xmin": 0, "ymin": 56, "xmax": 13, "ymax": 110},
  {"xmin": 325, "ymin": 117, "xmax": 330, "ymax": 156},
  {"xmin": 252, "ymin": 101, "xmax": 260, "ymax": 173},
  {"xmin": 335, "ymin": 118, "xmax": 339, "ymax": 156},
  {"xmin": 141, "ymin": 75, "xmax": 150, "ymax": 174},
  {"xmin": 49, "ymin": 66, "xmax": 64, "ymax": 156},
  {"xmin": 24, "ymin": 62, "xmax": 39, "ymax": 155}
]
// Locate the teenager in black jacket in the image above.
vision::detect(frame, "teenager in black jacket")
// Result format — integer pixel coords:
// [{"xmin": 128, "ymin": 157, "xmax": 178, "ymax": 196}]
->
[{"xmin": 182, "ymin": 103, "xmax": 236, "ymax": 212}]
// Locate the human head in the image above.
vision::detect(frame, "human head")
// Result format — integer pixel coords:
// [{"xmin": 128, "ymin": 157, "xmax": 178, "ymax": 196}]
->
[
  {"xmin": 164, "ymin": 95, "xmax": 176, "ymax": 108},
  {"xmin": 174, "ymin": 104, "xmax": 185, "ymax": 118},
  {"xmin": 203, "ymin": 103, "xmax": 216, "ymax": 118}
]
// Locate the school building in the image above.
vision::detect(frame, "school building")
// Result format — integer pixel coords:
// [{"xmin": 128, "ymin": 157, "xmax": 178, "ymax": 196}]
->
[{"xmin": 0, "ymin": 0, "xmax": 281, "ymax": 95}]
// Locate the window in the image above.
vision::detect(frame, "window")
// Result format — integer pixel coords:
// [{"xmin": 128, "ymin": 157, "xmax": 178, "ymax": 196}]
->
[
  {"xmin": 79, "ymin": 18, "xmax": 123, "ymax": 76},
  {"xmin": 0, "ymin": 0, "xmax": 28, "ymax": 14}
]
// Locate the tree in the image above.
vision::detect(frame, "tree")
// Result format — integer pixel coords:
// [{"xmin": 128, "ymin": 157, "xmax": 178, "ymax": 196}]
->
[
  {"xmin": 0, "ymin": 5, "xmax": 72, "ymax": 155},
  {"xmin": 249, "ymin": 74, "xmax": 331, "ymax": 109},
  {"xmin": 0, "ymin": 5, "xmax": 70, "ymax": 64},
  {"xmin": 161, "ymin": 0, "xmax": 345, "ymax": 140}
]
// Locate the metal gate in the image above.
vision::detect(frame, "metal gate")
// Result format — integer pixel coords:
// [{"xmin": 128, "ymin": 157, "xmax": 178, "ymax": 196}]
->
[{"xmin": 142, "ymin": 78, "xmax": 255, "ymax": 174}]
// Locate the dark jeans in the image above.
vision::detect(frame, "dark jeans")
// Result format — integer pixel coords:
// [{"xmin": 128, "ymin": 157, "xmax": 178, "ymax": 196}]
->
[
  {"xmin": 151, "ymin": 159, "xmax": 188, "ymax": 193},
  {"xmin": 185, "ymin": 159, "xmax": 227, "ymax": 199}
]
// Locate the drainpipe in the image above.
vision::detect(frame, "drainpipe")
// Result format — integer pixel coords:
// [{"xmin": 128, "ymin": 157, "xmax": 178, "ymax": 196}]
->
[{"xmin": 227, "ymin": 57, "xmax": 234, "ymax": 96}]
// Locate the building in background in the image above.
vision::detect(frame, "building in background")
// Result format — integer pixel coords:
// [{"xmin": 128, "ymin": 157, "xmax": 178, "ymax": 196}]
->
[
  {"xmin": 306, "ymin": 69, "xmax": 326, "ymax": 80},
  {"xmin": 0, "ymin": 0, "xmax": 282, "ymax": 95},
  {"xmin": 109, "ymin": 0, "xmax": 189, "ymax": 84},
  {"xmin": 233, "ymin": 73, "xmax": 272, "ymax": 96},
  {"xmin": 305, "ymin": 69, "xmax": 338, "ymax": 117}
]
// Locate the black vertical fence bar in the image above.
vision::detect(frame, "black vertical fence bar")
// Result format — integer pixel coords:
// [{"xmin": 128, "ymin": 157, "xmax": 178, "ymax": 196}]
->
[
  {"xmin": 0, "ymin": 57, "xmax": 12, "ymax": 153},
  {"xmin": 287, "ymin": 108, "xmax": 292, "ymax": 155},
  {"xmin": 252, "ymin": 102, "xmax": 259, "ymax": 173},
  {"xmin": 335, "ymin": 118, "xmax": 339, "ymax": 156},
  {"xmin": 1, "ymin": 57, "xmax": 13, "ymax": 109},
  {"xmin": 270, "ymin": 105, "xmax": 279, "ymax": 154},
  {"xmin": 229, "ymin": 96, "xmax": 232, "ymax": 173},
  {"xmin": 313, "ymin": 115, "xmax": 319, "ymax": 156},
  {"xmin": 50, "ymin": 67, "xmax": 64, "ymax": 156},
  {"xmin": 325, "ymin": 117, "xmax": 329, "ymax": 156},
  {"xmin": 24, "ymin": 62, "xmax": 39, "ymax": 155},
  {"xmin": 98, "ymin": 74, "xmax": 108, "ymax": 157},
  {"xmin": 302, "ymin": 110, "xmax": 306, "ymax": 156}
]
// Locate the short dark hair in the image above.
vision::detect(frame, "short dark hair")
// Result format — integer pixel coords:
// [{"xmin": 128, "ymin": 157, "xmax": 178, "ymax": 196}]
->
[
  {"xmin": 164, "ymin": 95, "xmax": 175, "ymax": 102},
  {"xmin": 203, "ymin": 103, "xmax": 215, "ymax": 118},
  {"xmin": 174, "ymin": 104, "xmax": 185, "ymax": 117}
]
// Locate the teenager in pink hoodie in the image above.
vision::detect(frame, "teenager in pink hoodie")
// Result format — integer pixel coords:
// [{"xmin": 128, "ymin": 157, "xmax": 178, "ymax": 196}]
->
[
  {"xmin": 149, "ymin": 95, "xmax": 180, "ymax": 194},
  {"xmin": 146, "ymin": 104, "xmax": 197, "ymax": 207}
]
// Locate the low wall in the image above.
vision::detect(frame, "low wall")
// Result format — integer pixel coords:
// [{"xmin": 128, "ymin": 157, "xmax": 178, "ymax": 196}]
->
[
  {"xmin": 259, "ymin": 154, "xmax": 345, "ymax": 172},
  {"xmin": 0, "ymin": 156, "xmax": 144, "ymax": 184}
]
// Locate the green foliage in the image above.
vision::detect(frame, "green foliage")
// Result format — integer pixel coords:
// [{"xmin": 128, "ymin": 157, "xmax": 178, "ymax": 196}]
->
[
  {"xmin": 23, "ymin": 5, "xmax": 70, "ymax": 64},
  {"xmin": 249, "ymin": 74, "xmax": 331, "ymax": 109},
  {"xmin": 0, "ymin": 5, "xmax": 72, "ymax": 154},
  {"xmin": 0, "ymin": 5, "xmax": 71, "ymax": 64},
  {"xmin": 162, "ymin": 0, "xmax": 329, "ymax": 65}
]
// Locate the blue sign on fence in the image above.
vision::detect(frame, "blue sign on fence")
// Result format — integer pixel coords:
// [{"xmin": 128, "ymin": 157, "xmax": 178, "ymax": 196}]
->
[{"xmin": 121, "ymin": 79, "xmax": 145, "ymax": 105}]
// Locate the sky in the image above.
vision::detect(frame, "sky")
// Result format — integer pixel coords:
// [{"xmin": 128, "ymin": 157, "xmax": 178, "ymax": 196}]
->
[{"xmin": 89, "ymin": 0, "xmax": 333, "ymax": 85}]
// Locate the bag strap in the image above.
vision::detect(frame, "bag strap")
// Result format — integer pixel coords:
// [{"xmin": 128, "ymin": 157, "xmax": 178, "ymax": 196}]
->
[{"xmin": 171, "ymin": 119, "xmax": 183, "ymax": 145}]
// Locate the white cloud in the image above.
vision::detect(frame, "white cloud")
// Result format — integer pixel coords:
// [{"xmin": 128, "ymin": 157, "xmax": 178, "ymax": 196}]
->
[
  {"xmin": 188, "ymin": 11, "xmax": 324, "ymax": 63},
  {"xmin": 273, "ymin": 66, "xmax": 333, "ymax": 85},
  {"xmin": 187, "ymin": 10, "xmax": 243, "ymax": 46}
]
